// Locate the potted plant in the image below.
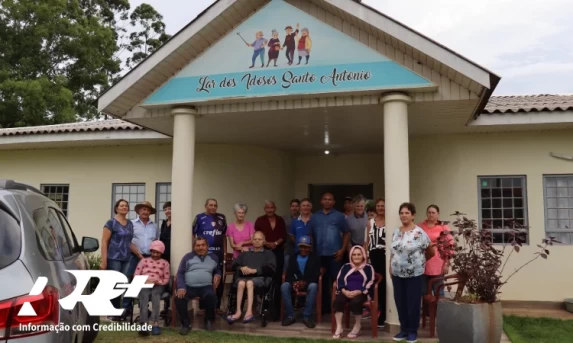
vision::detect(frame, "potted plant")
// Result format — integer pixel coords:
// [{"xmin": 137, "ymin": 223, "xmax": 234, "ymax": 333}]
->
[{"xmin": 435, "ymin": 212, "xmax": 559, "ymax": 343}]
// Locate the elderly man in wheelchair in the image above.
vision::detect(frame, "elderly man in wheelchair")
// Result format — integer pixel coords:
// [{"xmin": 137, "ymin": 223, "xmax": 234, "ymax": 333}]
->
[{"xmin": 225, "ymin": 231, "xmax": 276, "ymax": 324}]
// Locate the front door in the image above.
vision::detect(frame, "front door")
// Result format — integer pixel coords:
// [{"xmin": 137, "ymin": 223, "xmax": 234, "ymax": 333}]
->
[{"xmin": 308, "ymin": 184, "xmax": 374, "ymax": 212}]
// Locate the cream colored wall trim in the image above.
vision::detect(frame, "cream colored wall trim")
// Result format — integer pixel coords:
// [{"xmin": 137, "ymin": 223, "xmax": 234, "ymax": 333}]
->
[{"xmin": 470, "ymin": 111, "xmax": 573, "ymax": 126}]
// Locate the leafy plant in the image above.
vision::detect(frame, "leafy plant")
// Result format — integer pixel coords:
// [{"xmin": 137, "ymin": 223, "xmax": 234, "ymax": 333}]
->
[
  {"xmin": 437, "ymin": 211, "xmax": 559, "ymax": 303},
  {"xmin": 85, "ymin": 252, "xmax": 102, "ymax": 270},
  {"xmin": 85, "ymin": 252, "xmax": 101, "ymax": 293}
]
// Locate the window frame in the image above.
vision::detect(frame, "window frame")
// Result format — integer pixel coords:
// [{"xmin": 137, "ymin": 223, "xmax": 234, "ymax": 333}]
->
[
  {"xmin": 155, "ymin": 182, "xmax": 172, "ymax": 223},
  {"xmin": 477, "ymin": 175, "xmax": 529, "ymax": 245},
  {"xmin": 543, "ymin": 174, "xmax": 573, "ymax": 245},
  {"xmin": 40, "ymin": 184, "xmax": 70, "ymax": 216},
  {"xmin": 111, "ymin": 183, "xmax": 146, "ymax": 220}
]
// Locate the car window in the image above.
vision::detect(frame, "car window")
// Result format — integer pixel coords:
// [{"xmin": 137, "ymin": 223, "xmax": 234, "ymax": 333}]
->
[
  {"xmin": 47, "ymin": 208, "xmax": 73, "ymax": 258},
  {"xmin": 33, "ymin": 208, "xmax": 62, "ymax": 261},
  {"xmin": 0, "ymin": 207, "xmax": 22, "ymax": 269},
  {"xmin": 55, "ymin": 209, "xmax": 79, "ymax": 253}
]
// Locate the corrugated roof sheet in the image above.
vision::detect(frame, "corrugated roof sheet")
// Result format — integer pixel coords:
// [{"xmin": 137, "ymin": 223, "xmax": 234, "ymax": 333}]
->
[
  {"xmin": 0, "ymin": 119, "xmax": 143, "ymax": 136},
  {"xmin": 483, "ymin": 94, "xmax": 573, "ymax": 114}
]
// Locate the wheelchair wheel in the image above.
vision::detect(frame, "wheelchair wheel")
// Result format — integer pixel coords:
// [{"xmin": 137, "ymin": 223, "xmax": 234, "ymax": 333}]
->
[{"xmin": 261, "ymin": 309, "xmax": 269, "ymax": 327}]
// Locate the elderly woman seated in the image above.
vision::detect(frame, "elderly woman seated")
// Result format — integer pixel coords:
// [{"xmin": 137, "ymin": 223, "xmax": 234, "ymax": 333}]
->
[
  {"xmin": 333, "ymin": 245, "xmax": 375, "ymax": 339},
  {"xmin": 226, "ymin": 231, "xmax": 276, "ymax": 324}
]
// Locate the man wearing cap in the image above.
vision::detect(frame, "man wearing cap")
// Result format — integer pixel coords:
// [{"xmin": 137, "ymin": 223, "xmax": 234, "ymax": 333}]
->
[
  {"xmin": 122, "ymin": 200, "xmax": 159, "ymax": 319},
  {"xmin": 281, "ymin": 235, "xmax": 320, "ymax": 328}
]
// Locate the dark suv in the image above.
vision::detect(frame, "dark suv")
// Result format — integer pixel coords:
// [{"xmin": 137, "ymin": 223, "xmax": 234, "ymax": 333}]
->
[{"xmin": 0, "ymin": 179, "xmax": 100, "ymax": 343}]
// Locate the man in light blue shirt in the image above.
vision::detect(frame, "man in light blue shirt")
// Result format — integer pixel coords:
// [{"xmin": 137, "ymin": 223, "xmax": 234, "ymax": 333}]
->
[{"xmin": 122, "ymin": 200, "xmax": 159, "ymax": 317}]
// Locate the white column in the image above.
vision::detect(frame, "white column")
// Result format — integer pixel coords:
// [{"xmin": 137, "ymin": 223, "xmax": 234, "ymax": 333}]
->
[
  {"xmin": 380, "ymin": 92, "xmax": 412, "ymax": 333},
  {"xmin": 170, "ymin": 107, "xmax": 197, "ymax": 273}
]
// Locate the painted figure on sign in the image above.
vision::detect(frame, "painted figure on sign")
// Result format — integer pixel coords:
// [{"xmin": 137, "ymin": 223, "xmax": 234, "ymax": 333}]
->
[
  {"xmin": 266, "ymin": 29, "xmax": 281, "ymax": 67},
  {"xmin": 282, "ymin": 24, "xmax": 299, "ymax": 65},
  {"xmin": 246, "ymin": 31, "xmax": 268, "ymax": 68},
  {"xmin": 297, "ymin": 28, "xmax": 312, "ymax": 65}
]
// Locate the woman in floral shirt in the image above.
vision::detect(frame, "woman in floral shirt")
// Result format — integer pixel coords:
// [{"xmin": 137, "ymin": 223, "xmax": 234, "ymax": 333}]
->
[{"xmin": 390, "ymin": 202, "xmax": 434, "ymax": 343}]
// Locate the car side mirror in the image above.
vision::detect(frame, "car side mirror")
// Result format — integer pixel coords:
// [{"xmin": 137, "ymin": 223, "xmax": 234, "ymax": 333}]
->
[{"xmin": 81, "ymin": 237, "xmax": 99, "ymax": 253}]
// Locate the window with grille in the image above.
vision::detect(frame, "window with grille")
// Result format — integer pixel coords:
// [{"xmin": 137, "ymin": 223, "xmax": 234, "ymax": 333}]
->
[
  {"xmin": 112, "ymin": 183, "xmax": 145, "ymax": 220},
  {"xmin": 478, "ymin": 176, "xmax": 528, "ymax": 244},
  {"xmin": 544, "ymin": 175, "xmax": 573, "ymax": 244},
  {"xmin": 41, "ymin": 184, "xmax": 70, "ymax": 216},
  {"xmin": 155, "ymin": 183, "xmax": 172, "ymax": 222}
]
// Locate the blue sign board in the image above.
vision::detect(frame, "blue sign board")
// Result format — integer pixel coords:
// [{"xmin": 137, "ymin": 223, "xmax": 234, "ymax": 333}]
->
[{"xmin": 144, "ymin": 0, "xmax": 434, "ymax": 105}]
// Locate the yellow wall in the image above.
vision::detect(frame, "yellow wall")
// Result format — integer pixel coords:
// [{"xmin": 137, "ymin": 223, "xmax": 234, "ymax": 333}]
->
[
  {"xmin": 410, "ymin": 130, "xmax": 573, "ymax": 302},
  {"xmin": 293, "ymin": 153, "xmax": 385, "ymax": 198},
  {"xmin": 2, "ymin": 129, "xmax": 572, "ymax": 302},
  {"xmin": 0, "ymin": 143, "xmax": 294, "ymax": 247}
]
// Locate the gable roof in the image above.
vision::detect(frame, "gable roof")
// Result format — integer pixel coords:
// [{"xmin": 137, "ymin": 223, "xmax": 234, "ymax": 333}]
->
[
  {"xmin": 483, "ymin": 94, "xmax": 573, "ymax": 114},
  {"xmin": 97, "ymin": 0, "xmax": 499, "ymax": 118}
]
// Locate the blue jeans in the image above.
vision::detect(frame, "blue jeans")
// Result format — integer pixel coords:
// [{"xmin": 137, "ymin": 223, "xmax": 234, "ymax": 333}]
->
[
  {"xmin": 392, "ymin": 275, "xmax": 423, "ymax": 334},
  {"xmin": 106, "ymin": 258, "xmax": 130, "ymax": 311},
  {"xmin": 122, "ymin": 253, "xmax": 141, "ymax": 309},
  {"xmin": 281, "ymin": 282, "xmax": 318, "ymax": 319},
  {"xmin": 251, "ymin": 48, "xmax": 265, "ymax": 66},
  {"xmin": 320, "ymin": 255, "xmax": 342, "ymax": 313}
]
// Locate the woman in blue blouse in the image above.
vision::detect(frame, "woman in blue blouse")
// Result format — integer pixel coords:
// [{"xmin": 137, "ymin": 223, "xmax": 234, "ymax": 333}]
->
[
  {"xmin": 390, "ymin": 202, "xmax": 434, "ymax": 343},
  {"xmin": 100, "ymin": 199, "xmax": 138, "ymax": 320}
]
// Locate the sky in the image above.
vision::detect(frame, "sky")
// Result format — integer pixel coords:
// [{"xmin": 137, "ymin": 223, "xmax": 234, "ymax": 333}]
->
[{"xmin": 129, "ymin": 0, "xmax": 573, "ymax": 95}]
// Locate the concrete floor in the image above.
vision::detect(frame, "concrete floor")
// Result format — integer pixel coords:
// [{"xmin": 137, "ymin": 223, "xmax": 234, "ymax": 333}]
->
[{"xmin": 107, "ymin": 300, "xmax": 573, "ymax": 342}]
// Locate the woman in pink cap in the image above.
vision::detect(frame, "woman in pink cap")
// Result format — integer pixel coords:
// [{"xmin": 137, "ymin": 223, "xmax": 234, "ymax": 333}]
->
[{"xmin": 134, "ymin": 240, "xmax": 171, "ymax": 336}]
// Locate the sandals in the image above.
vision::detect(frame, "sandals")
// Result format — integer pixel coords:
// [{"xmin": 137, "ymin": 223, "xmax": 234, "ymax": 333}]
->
[
  {"xmin": 347, "ymin": 332, "xmax": 361, "ymax": 339},
  {"xmin": 332, "ymin": 331, "xmax": 343, "ymax": 339},
  {"xmin": 243, "ymin": 315, "xmax": 256, "ymax": 323},
  {"xmin": 225, "ymin": 314, "xmax": 241, "ymax": 324}
]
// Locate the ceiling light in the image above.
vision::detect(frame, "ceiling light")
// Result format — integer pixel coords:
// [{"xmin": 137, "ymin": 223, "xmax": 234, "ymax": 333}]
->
[{"xmin": 324, "ymin": 150, "xmax": 330, "ymax": 155}]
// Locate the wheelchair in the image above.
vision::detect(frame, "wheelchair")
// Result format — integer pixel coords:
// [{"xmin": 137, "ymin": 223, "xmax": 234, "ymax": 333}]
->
[
  {"xmin": 128, "ymin": 276, "xmax": 173, "ymax": 327},
  {"xmin": 224, "ymin": 273, "xmax": 276, "ymax": 327}
]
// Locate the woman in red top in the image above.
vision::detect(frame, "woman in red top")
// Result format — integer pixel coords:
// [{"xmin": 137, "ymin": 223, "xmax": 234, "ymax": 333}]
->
[{"xmin": 418, "ymin": 205, "xmax": 453, "ymax": 296}]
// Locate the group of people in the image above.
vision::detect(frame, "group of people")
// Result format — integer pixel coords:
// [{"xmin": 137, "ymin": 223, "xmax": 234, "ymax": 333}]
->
[{"xmin": 100, "ymin": 192, "xmax": 452, "ymax": 343}]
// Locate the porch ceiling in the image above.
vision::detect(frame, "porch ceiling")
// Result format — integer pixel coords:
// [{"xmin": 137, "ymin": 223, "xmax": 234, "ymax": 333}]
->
[
  {"xmin": 97, "ymin": 0, "xmax": 499, "ymax": 123},
  {"xmin": 127, "ymin": 100, "xmax": 480, "ymax": 153}
]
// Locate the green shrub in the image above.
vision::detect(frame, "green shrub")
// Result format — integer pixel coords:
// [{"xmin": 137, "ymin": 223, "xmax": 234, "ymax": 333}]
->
[{"xmin": 85, "ymin": 252, "xmax": 102, "ymax": 270}]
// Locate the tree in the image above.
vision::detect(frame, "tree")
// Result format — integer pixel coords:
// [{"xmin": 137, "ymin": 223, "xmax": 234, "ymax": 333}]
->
[
  {"xmin": 0, "ymin": 0, "xmax": 170, "ymax": 128},
  {"xmin": 124, "ymin": 3, "xmax": 171, "ymax": 69}
]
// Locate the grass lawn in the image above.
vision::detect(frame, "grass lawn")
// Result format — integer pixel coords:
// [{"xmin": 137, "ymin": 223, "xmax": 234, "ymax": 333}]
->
[
  {"xmin": 504, "ymin": 315, "xmax": 573, "ymax": 343},
  {"xmin": 94, "ymin": 329, "xmax": 369, "ymax": 343}
]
